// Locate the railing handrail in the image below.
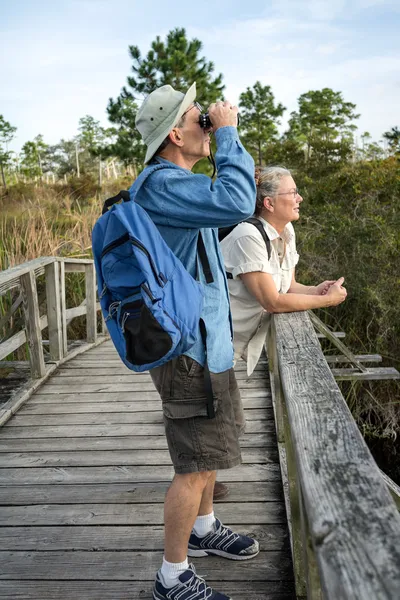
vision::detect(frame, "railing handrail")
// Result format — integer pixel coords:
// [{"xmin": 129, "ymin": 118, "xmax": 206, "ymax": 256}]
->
[
  {"xmin": 0, "ymin": 256, "xmax": 101, "ymax": 378},
  {"xmin": 0, "ymin": 257, "xmax": 94, "ymax": 294},
  {"xmin": 268, "ymin": 310, "xmax": 400, "ymax": 599}
]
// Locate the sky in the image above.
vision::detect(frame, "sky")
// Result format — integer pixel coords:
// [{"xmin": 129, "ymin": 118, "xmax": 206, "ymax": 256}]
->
[{"xmin": 1, "ymin": 0, "xmax": 399, "ymax": 153}]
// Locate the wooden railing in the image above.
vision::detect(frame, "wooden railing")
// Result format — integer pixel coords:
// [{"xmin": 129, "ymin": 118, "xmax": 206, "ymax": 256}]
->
[
  {"xmin": 0, "ymin": 257, "xmax": 106, "ymax": 424},
  {"xmin": 267, "ymin": 311, "xmax": 400, "ymax": 599}
]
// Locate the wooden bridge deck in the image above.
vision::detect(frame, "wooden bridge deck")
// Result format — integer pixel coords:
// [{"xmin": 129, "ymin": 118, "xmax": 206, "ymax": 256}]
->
[{"xmin": 0, "ymin": 340, "xmax": 295, "ymax": 600}]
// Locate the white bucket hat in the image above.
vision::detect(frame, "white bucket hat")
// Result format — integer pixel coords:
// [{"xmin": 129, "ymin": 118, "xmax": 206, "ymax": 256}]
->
[{"xmin": 136, "ymin": 82, "xmax": 197, "ymax": 164}]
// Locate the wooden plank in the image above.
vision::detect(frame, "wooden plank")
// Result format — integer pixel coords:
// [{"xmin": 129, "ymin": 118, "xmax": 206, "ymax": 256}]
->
[
  {"xmin": 0, "ymin": 329, "xmax": 28, "ymax": 361},
  {"xmin": 35, "ymin": 379, "xmax": 269, "ymax": 393},
  {"xmin": 0, "ymin": 481, "xmax": 282, "ymax": 505},
  {"xmin": 380, "ymin": 469, "xmax": 400, "ymax": 511},
  {"xmin": 85, "ymin": 263, "xmax": 97, "ymax": 343},
  {"xmin": 331, "ymin": 367, "xmax": 399, "ymax": 380},
  {"xmin": 324, "ymin": 354, "xmax": 382, "ymax": 364},
  {"xmin": 0, "ymin": 523, "xmax": 289, "ymax": 551},
  {"xmin": 274, "ymin": 311, "xmax": 400, "ymax": 599},
  {"xmin": 0, "ymin": 580, "xmax": 295, "ymax": 599},
  {"xmin": 0, "ymin": 550, "xmax": 292, "ymax": 581},
  {"xmin": 26, "ymin": 396, "xmax": 271, "ymax": 410},
  {"xmin": 63, "ymin": 258, "xmax": 94, "ymax": 265},
  {"xmin": 0, "ymin": 501, "xmax": 285, "ymax": 526},
  {"xmin": 0, "ymin": 447, "xmax": 278, "ymax": 468},
  {"xmin": 1, "ymin": 420, "xmax": 275, "ymax": 438},
  {"xmin": 0, "ymin": 463, "xmax": 281, "ymax": 484},
  {"xmin": 62, "ymin": 359, "xmax": 268, "ymax": 369},
  {"xmin": 0, "ymin": 432, "xmax": 275, "ymax": 452},
  {"xmin": 45, "ymin": 261, "xmax": 62, "ymax": 361},
  {"xmin": 20, "ymin": 271, "xmax": 46, "ymax": 379},
  {"xmin": 65, "ymin": 305, "xmax": 87, "ymax": 320},
  {"xmin": 59, "ymin": 260, "xmax": 67, "ymax": 357},
  {"xmin": 46, "ymin": 370, "xmax": 269, "ymax": 382},
  {"xmin": 316, "ymin": 331, "xmax": 345, "ymax": 339},
  {"xmin": 6, "ymin": 407, "xmax": 274, "ymax": 426},
  {"xmin": 29, "ymin": 388, "xmax": 271, "ymax": 402},
  {"xmin": 0, "ymin": 257, "xmax": 55, "ymax": 292},
  {"xmin": 309, "ymin": 311, "xmax": 367, "ymax": 372}
]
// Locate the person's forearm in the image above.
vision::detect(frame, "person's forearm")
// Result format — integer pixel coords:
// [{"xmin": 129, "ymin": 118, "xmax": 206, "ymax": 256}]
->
[
  {"xmin": 288, "ymin": 281, "xmax": 316, "ymax": 295},
  {"xmin": 265, "ymin": 292, "xmax": 332, "ymax": 313}
]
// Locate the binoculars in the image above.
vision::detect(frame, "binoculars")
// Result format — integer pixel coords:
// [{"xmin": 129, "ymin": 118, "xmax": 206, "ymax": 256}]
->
[{"xmin": 199, "ymin": 113, "xmax": 240, "ymax": 129}]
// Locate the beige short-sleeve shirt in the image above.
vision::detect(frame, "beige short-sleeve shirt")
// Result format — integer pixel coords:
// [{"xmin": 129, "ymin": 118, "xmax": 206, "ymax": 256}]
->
[{"xmin": 221, "ymin": 217, "xmax": 299, "ymax": 375}]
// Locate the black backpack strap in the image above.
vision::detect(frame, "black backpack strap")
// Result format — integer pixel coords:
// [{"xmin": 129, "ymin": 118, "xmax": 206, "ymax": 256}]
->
[
  {"xmin": 245, "ymin": 218, "xmax": 271, "ymax": 260},
  {"xmin": 225, "ymin": 217, "xmax": 271, "ymax": 279},
  {"xmin": 199, "ymin": 318, "xmax": 215, "ymax": 419},
  {"xmin": 102, "ymin": 190, "xmax": 130, "ymax": 215},
  {"xmin": 197, "ymin": 232, "xmax": 214, "ymax": 284}
]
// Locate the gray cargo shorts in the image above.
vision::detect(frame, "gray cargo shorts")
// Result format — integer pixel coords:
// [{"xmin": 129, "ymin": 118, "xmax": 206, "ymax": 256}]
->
[{"xmin": 150, "ymin": 355, "xmax": 245, "ymax": 474}]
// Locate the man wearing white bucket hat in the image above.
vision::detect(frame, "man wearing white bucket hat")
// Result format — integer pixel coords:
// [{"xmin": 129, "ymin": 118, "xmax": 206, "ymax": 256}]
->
[{"xmin": 131, "ymin": 82, "xmax": 258, "ymax": 600}]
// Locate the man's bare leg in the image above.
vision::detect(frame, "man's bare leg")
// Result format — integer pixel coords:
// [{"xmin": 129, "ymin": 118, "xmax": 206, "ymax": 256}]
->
[
  {"xmin": 164, "ymin": 470, "xmax": 216, "ymax": 563},
  {"xmin": 198, "ymin": 471, "xmax": 217, "ymax": 516}
]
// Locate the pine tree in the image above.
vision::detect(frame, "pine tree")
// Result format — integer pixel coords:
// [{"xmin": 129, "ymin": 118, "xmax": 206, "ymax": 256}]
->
[
  {"xmin": 0, "ymin": 115, "xmax": 17, "ymax": 188},
  {"xmin": 238, "ymin": 81, "xmax": 285, "ymax": 165},
  {"xmin": 106, "ymin": 28, "xmax": 225, "ymax": 171}
]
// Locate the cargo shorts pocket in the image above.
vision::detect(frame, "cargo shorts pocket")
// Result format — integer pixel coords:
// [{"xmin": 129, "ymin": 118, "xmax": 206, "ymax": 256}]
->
[{"xmin": 162, "ymin": 394, "xmax": 229, "ymax": 462}]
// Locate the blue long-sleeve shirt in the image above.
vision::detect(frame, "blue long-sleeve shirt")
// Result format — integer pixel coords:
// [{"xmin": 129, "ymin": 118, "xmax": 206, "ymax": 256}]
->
[{"xmin": 130, "ymin": 126, "xmax": 255, "ymax": 373}]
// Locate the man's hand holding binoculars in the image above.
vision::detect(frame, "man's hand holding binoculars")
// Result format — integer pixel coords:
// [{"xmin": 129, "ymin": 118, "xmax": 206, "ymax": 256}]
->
[{"xmin": 206, "ymin": 101, "xmax": 239, "ymax": 131}]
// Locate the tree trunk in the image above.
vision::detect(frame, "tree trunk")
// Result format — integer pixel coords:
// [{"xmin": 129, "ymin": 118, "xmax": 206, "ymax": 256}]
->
[
  {"xmin": 75, "ymin": 144, "xmax": 80, "ymax": 178},
  {"xmin": 98, "ymin": 159, "xmax": 102, "ymax": 187},
  {"xmin": 0, "ymin": 161, "xmax": 7, "ymax": 189}
]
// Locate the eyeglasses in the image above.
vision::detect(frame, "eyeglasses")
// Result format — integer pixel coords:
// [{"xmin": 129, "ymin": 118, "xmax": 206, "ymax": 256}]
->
[
  {"xmin": 182, "ymin": 102, "xmax": 204, "ymax": 120},
  {"xmin": 276, "ymin": 188, "xmax": 300, "ymax": 199}
]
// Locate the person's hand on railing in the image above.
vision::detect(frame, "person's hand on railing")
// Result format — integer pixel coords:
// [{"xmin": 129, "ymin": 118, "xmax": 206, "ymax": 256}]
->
[{"xmin": 325, "ymin": 277, "xmax": 347, "ymax": 306}]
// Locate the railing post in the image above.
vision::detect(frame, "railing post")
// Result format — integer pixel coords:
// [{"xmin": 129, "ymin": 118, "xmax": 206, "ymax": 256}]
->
[
  {"xmin": 45, "ymin": 261, "xmax": 63, "ymax": 361},
  {"xmin": 59, "ymin": 260, "xmax": 68, "ymax": 357},
  {"xmin": 20, "ymin": 270, "xmax": 46, "ymax": 378},
  {"xmin": 85, "ymin": 263, "xmax": 97, "ymax": 343}
]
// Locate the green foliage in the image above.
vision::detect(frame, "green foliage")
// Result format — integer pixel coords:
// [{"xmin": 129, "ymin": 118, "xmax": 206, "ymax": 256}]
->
[
  {"xmin": 294, "ymin": 157, "xmax": 400, "ymax": 468},
  {"xmin": 239, "ymin": 81, "xmax": 286, "ymax": 165},
  {"xmin": 126, "ymin": 27, "xmax": 224, "ymax": 105},
  {"xmin": 383, "ymin": 126, "xmax": 400, "ymax": 155},
  {"xmin": 287, "ymin": 88, "xmax": 360, "ymax": 173},
  {"xmin": 0, "ymin": 115, "xmax": 17, "ymax": 187},
  {"xmin": 106, "ymin": 27, "xmax": 225, "ymax": 170},
  {"xmin": 105, "ymin": 96, "xmax": 145, "ymax": 167},
  {"xmin": 78, "ymin": 116, "xmax": 106, "ymax": 153}
]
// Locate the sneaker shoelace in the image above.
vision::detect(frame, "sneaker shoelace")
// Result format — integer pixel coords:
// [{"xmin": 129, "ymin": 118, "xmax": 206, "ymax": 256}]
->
[
  {"xmin": 168, "ymin": 569, "xmax": 213, "ymax": 600},
  {"xmin": 204, "ymin": 521, "xmax": 240, "ymax": 551}
]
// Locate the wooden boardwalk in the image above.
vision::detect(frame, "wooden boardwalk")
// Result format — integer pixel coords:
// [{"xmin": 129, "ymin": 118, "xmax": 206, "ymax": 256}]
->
[{"xmin": 0, "ymin": 340, "xmax": 294, "ymax": 600}]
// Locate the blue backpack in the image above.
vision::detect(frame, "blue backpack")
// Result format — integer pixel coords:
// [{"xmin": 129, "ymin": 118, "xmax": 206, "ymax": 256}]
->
[{"xmin": 92, "ymin": 163, "xmax": 215, "ymax": 415}]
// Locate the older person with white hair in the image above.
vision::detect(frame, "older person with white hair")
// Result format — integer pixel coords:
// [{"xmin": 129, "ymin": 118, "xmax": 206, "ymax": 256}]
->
[{"xmin": 221, "ymin": 165, "xmax": 347, "ymax": 376}]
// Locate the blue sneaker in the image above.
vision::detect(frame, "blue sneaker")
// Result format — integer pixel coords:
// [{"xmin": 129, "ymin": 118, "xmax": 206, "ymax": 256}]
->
[
  {"xmin": 153, "ymin": 563, "xmax": 231, "ymax": 599},
  {"xmin": 188, "ymin": 518, "xmax": 259, "ymax": 560}
]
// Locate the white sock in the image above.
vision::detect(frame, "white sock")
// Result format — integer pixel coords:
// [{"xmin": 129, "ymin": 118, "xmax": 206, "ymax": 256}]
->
[
  {"xmin": 193, "ymin": 511, "xmax": 216, "ymax": 537},
  {"xmin": 160, "ymin": 556, "xmax": 189, "ymax": 588}
]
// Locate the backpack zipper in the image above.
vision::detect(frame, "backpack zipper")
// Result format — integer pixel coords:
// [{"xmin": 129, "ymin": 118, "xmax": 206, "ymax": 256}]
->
[
  {"xmin": 101, "ymin": 233, "xmax": 130, "ymax": 258},
  {"xmin": 101, "ymin": 234, "xmax": 163, "ymax": 286}
]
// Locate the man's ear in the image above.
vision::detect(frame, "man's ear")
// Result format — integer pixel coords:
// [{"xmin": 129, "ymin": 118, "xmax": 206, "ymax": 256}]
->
[
  {"xmin": 169, "ymin": 128, "xmax": 184, "ymax": 148},
  {"xmin": 263, "ymin": 196, "xmax": 274, "ymax": 213}
]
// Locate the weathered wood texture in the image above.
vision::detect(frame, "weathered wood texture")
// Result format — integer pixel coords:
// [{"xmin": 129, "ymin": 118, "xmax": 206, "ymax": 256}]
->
[
  {"xmin": 20, "ymin": 270, "xmax": 46, "ymax": 378},
  {"xmin": 274, "ymin": 311, "xmax": 400, "ymax": 600},
  {"xmin": 0, "ymin": 341, "xmax": 294, "ymax": 599}
]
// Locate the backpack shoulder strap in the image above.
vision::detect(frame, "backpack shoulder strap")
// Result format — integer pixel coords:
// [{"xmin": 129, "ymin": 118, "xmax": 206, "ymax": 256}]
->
[
  {"xmin": 101, "ymin": 162, "xmax": 175, "ymax": 215},
  {"xmin": 225, "ymin": 217, "xmax": 271, "ymax": 280},
  {"xmin": 245, "ymin": 217, "xmax": 271, "ymax": 261},
  {"xmin": 101, "ymin": 190, "xmax": 130, "ymax": 215}
]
